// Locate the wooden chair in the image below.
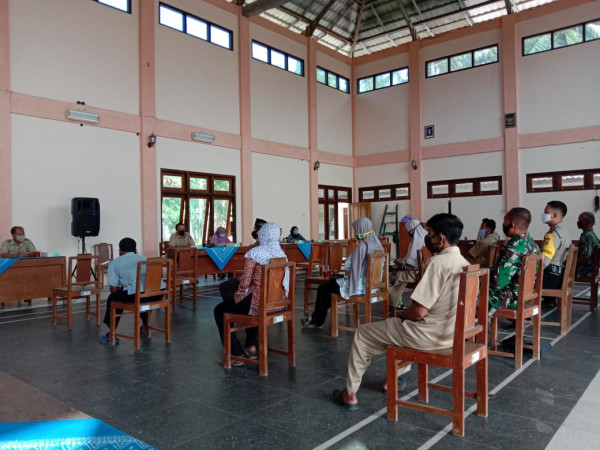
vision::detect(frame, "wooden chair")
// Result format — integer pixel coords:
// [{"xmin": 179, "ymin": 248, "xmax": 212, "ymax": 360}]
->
[
  {"xmin": 52, "ymin": 254, "xmax": 101, "ymax": 329},
  {"xmin": 485, "ymin": 243, "xmax": 500, "ymax": 269},
  {"xmin": 541, "ymin": 246, "xmax": 578, "ymax": 335},
  {"xmin": 167, "ymin": 246, "xmax": 198, "ymax": 311},
  {"xmin": 109, "ymin": 258, "xmax": 172, "ymax": 350},
  {"xmin": 572, "ymin": 244, "xmax": 600, "ymax": 312},
  {"xmin": 296, "ymin": 241, "xmax": 324, "ymax": 278},
  {"xmin": 386, "ymin": 265, "xmax": 489, "ymax": 437},
  {"xmin": 331, "ymin": 250, "xmax": 389, "ymax": 337},
  {"xmin": 304, "ymin": 241, "xmax": 347, "ymax": 314},
  {"xmin": 92, "ymin": 243, "xmax": 113, "ymax": 287},
  {"xmin": 223, "ymin": 258, "xmax": 296, "ymax": 376},
  {"xmin": 490, "ymin": 254, "xmax": 543, "ymax": 369}
]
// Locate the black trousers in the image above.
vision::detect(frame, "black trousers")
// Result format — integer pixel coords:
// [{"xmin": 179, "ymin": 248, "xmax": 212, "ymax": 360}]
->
[
  {"xmin": 214, "ymin": 278, "xmax": 258, "ymax": 356},
  {"xmin": 310, "ymin": 279, "xmax": 341, "ymax": 326},
  {"xmin": 103, "ymin": 290, "xmax": 150, "ymax": 330},
  {"xmin": 542, "ymin": 269, "xmax": 563, "ymax": 303}
]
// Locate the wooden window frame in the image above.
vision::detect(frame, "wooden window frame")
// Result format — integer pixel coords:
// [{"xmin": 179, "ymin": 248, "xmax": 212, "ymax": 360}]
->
[
  {"xmin": 358, "ymin": 66, "xmax": 409, "ymax": 94},
  {"xmin": 425, "ymin": 44, "xmax": 498, "ymax": 79},
  {"xmin": 526, "ymin": 168, "xmax": 600, "ymax": 193},
  {"xmin": 358, "ymin": 183, "xmax": 411, "ymax": 202},
  {"xmin": 318, "ymin": 185, "xmax": 352, "ymax": 240},
  {"xmin": 426, "ymin": 176, "xmax": 502, "ymax": 199},
  {"xmin": 522, "ymin": 18, "xmax": 600, "ymax": 57}
]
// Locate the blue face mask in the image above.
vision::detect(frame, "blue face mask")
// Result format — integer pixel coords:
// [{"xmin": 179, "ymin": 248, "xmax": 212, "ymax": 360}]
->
[
  {"xmin": 478, "ymin": 229, "xmax": 486, "ymax": 238},
  {"xmin": 219, "ymin": 233, "xmax": 226, "ymax": 238},
  {"xmin": 355, "ymin": 233, "xmax": 361, "ymax": 240}
]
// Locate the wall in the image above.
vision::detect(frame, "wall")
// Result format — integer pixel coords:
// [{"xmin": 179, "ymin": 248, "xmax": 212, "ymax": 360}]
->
[{"xmin": 318, "ymin": 163, "xmax": 353, "ymax": 189}]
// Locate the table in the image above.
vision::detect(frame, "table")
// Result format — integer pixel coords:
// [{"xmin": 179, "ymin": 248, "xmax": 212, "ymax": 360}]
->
[{"xmin": 0, "ymin": 257, "xmax": 66, "ymax": 304}]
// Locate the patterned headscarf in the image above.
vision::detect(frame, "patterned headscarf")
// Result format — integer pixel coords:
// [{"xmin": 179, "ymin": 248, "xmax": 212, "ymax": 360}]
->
[{"xmin": 244, "ymin": 222, "xmax": 290, "ymax": 296}]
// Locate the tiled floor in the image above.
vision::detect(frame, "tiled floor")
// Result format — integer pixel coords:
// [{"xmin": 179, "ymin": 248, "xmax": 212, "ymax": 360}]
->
[{"xmin": 0, "ymin": 279, "xmax": 598, "ymax": 449}]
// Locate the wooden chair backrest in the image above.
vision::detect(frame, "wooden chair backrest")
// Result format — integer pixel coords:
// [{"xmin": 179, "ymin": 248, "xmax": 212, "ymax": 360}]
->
[
  {"xmin": 171, "ymin": 246, "xmax": 197, "ymax": 277},
  {"xmin": 366, "ymin": 251, "xmax": 388, "ymax": 292},
  {"xmin": 310, "ymin": 242, "xmax": 324, "ymax": 264},
  {"xmin": 453, "ymin": 265, "xmax": 489, "ymax": 352},
  {"xmin": 347, "ymin": 239, "xmax": 358, "ymax": 255},
  {"xmin": 92, "ymin": 243, "xmax": 113, "ymax": 265},
  {"xmin": 328, "ymin": 242, "xmax": 347, "ymax": 271},
  {"xmin": 379, "ymin": 236, "xmax": 389, "ymax": 244},
  {"xmin": 486, "ymin": 243, "xmax": 500, "ymax": 268},
  {"xmin": 67, "ymin": 254, "xmax": 99, "ymax": 287},
  {"xmin": 159, "ymin": 241, "xmax": 167, "ymax": 256},
  {"xmin": 135, "ymin": 259, "xmax": 172, "ymax": 301},
  {"xmin": 259, "ymin": 257, "xmax": 296, "ymax": 314},
  {"xmin": 517, "ymin": 254, "xmax": 543, "ymax": 311},
  {"xmin": 560, "ymin": 246, "xmax": 578, "ymax": 296}
]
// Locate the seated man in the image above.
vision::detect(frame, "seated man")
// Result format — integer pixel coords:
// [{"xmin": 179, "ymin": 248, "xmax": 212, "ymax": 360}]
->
[
  {"xmin": 0, "ymin": 226, "xmax": 37, "ymax": 258},
  {"xmin": 168, "ymin": 222, "xmax": 195, "ymax": 248},
  {"xmin": 541, "ymin": 201, "xmax": 571, "ymax": 303},
  {"xmin": 332, "ymin": 213, "xmax": 469, "ymax": 410},
  {"xmin": 98, "ymin": 237, "xmax": 157, "ymax": 344},
  {"xmin": 467, "ymin": 218, "xmax": 500, "ymax": 267},
  {"xmin": 488, "ymin": 207, "xmax": 540, "ymax": 316},
  {"xmin": 575, "ymin": 211, "xmax": 598, "ymax": 279}
]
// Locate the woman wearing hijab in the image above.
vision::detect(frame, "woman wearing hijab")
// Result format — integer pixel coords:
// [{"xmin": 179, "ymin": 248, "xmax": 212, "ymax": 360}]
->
[
  {"xmin": 210, "ymin": 226, "xmax": 231, "ymax": 246},
  {"xmin": 389, "ymin": 219, "xmax": 428, "ymax": 308},
  {"xmin": 286, "ymin": 226, "xmax": 307, "ymax": 243},
  {"xmin": 302, "ymin": 217, "xmax": 383, "ymax": 328},
  {"xmin": 214, "ymin": 222, "xmax": 290, "ymax": 364}
]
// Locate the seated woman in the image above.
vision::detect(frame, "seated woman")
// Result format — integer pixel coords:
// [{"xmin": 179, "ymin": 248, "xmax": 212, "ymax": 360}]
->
[
  {"xmin": 286, "ymin": 226, "xmax": 307, "ymax": 243},
  {"xmin": 301, "ymin": 217, "xmax": 383, "ymax": 328},
  {"xmin": 210, "ymin": 226, "xmax": 232, "ymax": 279},
  {"xmin": 389, "ymin": 219, "xmax": 427, "ymax": 308},
  {"xmin": 213, "ymin": 222, "xmax": 289, "ymax": 365}
]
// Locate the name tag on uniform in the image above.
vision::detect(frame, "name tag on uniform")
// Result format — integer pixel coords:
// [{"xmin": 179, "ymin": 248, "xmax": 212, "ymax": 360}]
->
[
  {"xmin": 80, "ymin": 291, "xmax": 90, "ymax": 296},
  {"xmin": 182, "ymin": 279, "xmax": 190, "ymax": 285},
  {"xmin": 471, "ymin": 352, "xmax": 480, "ymax": 363},
  {"xmin": 273, "ymin": 315, "xmax": 284, "ymax": 323},
  {"xmin": 532, "ymin": 307, "xmax": 539, "ymax": 315}
]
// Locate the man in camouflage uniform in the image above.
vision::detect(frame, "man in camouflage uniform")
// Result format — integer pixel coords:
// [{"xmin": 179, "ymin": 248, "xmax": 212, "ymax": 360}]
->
[
  {"xmin": 489, "ymin": 207, "xmax": 540, "ymax": 315},
  {"xmin": 575, "ymin": 211, "xmax": 598, "ymax": 279}
]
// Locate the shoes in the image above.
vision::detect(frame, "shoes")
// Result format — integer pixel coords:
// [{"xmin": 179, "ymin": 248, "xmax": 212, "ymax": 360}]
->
[
  {"xmin": 245, "ymin": 346, "xmax": 258, "ymax": 360},
  {"xmin": 301, "ymin": 316, "xmax": 324, "ymax": 329},
  {"xmin": 382, "ymin": 376, "xmax": 407, "ymax": 394},
  {"xmin": 332, "ymin": 389, "xmax": 358, "ymax": 411},
  {"xmin": 218, "ymin": 357, "xmax": 244, "ymax": 367},
  {"xmin": 98, "ymin": 333, "xmax": 119, "ymax": 345},
  {"xmin": 140, "ymin": 327, "xmax": 148, "ymax": 338}
]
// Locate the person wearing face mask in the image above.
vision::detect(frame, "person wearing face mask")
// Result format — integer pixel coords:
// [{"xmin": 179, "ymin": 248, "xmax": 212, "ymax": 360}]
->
[
  {"xmin": 540, "ymin": 201, "xmax": 572, "ymax": 304},
  {"xmin": 251, "ymin": 218, "xmax": 267, "ymax": 245},
  {"xmin": 286, "ymin": 226, "xmax": 306, "ymax": 243},
  {"xmin": 332, "ymin": 213, "xmax": 469, "ymax": 410},
  {"xmin": 467, "ymin": 218, "xmax": 500, "ymax": 267},
  {"xmin": 0, "ymin": 226, "xmax": 37, "ymax": 257},
  {"xmin": 167, "ymin": 222, "xmax": 195, "ymax": 248},
  {"xmin": 302, "ymin": 217, "xmax": 383, "ymax": 329},
  {"xmin": 488, "ymin": 208, "xmax": 540, "ymax": 317},
  {"xmin": 210, "ymin": 226, "xmax": 231, "ymax": 246},
  {"xmin": 389, "ymin": 219, "xmax": 428, "ymax": 308},
  {"xmin": 575, "ymin": 211, "xmax": 598, "ymax": 279}
]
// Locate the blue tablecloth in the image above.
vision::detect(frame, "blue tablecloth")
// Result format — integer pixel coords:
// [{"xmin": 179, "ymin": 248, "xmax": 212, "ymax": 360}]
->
[
  {"xmin": 204, "ymin": 246, "xmax": 239, "ymax": 271},
  {"xmin": 296, "ymin": 242, "xmax": 312, "ymax": 260},
  {"xmin": 0, "ymin": 258, "xmax": 21, "ymax": 276}
]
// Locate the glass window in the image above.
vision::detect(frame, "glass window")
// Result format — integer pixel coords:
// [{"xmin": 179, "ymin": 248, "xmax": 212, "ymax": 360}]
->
[
  {"xmin": 553, "ymin": 25, "xmax": 583, "ymax": 49},
  {"xmin": 392, "ymin": 68, "xmax": 408, "ymax": 85},
  {"xmin": 339, "ymin": 77, "xmax": 349, "ymax": 92},
  {"xmin": 585, "ymin": 21, "xmax": 600, "ymax": 41},
  {"xmin": 474, "ymin": 46, "xmax": 498, "ymax": 66},
  {"xmin": 270, "ymin": 49, "xmax": 286, "ymax": 69},
  {"xmin": 338, "ymin": 190, "xmax": 349, "ymax": 201},
  {"xmin": 361, "ymin": 190, "xmax": 375, "ymax": 200},
  {"xmin": 328, "ymin": 72, "xmax": 337, "ymax": 88},
  {"xmin": 450, "ymin": 53, "xmax": 472, "ymax": 72},
  {"xmin": 327, "ymin": 189, "xmax": 335, "ymax": 199},
  {"xmin": 432, "ymin": 184, "xmax": 449, "ymax": 196},
  {"xmin": 162, "ymin": 196, "xmax": 184, "ymax": 241},
  {"xmin": 162, "ymin": 174, "xmax": 183, "ymax": 189},
  {"xmin": 190, "ymin": 177, "xmax": 207, "ymax": 191},
  {"xmin": 186, "ymin": 16, "xmax": 208, "ymax": 40},
  {"xmin": 214, "ymin": 179, "xmax": 231, "ymax": 192},
  {"xmin": 561, "ymin": 174, "xmax": 585, "ymax": 189},
  {"xmin": 159, "ymin": 5, "xmax": 184, "ymax": 31},
  {"xmin": 98, "ymin": 0, "xmax": 129, "ymax": 12},
  {"xmin": 396, "ymin": 187, "xmax": 409, "ymax": 198},
  {"xmin": 252, "ymin": 42, "xmax": 269, "ymax": 62},
  {"xmin": 454, "ymin": 182, "xmax": 474, "ymax": 194},
  {"xmin": 531, "ymin": 176, "xmax": 553, "ymax": 190},
  {"xmin": 480, "ymin": 179, "xmax": 499, "ymax": 192},
  {"xmin": 427, "ymin": 59, "xmax": 448, "ymax": 77},
  {"xmin": 288, "ymin": 57, "xmax": 303, "ymax": 75},
  {"xmin": 318, "ymin": 188, "xmax": 325, "ymax": 198},
  {"xmin": 593, "ymin": 173, "xmax": 600, "ymax": 186},
  {"xmin": 189, "ymin": 197, "xmax": 208, "ymax": 244},
  {"xmin": 378, "ymin": 188, "xmax": 391, "ymax": 199},
  {"xmin": 524, "ymin": 34, "xmax": 551, "ymax": 55},
  {"xmin": 316, "ymin": 68, "xmax": 326, "ymax": 84},
  {"xmin": 375, "ymin": 73, "xmax": 391, "ymax": 89},
  {"xmin": 210, "ymin": 25, "xmax": 231, "ymax": 49},
  {"xmin": 358, "ymin": 77, "xmax": 374, "ymax": 93}
]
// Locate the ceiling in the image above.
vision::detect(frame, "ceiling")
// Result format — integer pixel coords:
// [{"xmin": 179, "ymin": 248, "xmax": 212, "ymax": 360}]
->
[{"xmin": 230, "ymin": 0, "xmax": 560, "ymax": 57}]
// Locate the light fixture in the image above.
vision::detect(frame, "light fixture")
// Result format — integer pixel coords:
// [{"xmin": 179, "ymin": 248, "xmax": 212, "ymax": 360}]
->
[
  {"xmin": 66, "ymin": 109, "xmax": 99, "ymax": 123},
  {"xmin": 147, "ymin": 133, "xmax": 156, "ymax": 148},
  {"xmin": 411, "ymin": 160, "xmax": 417, "ymax": 170},
  {"xmin": 313, "ymin": 161, "xmax": 320, "ymax": 171},
  {"xmin": 191, "ymin": 131, "xmax": 215, "ymax": 143}
]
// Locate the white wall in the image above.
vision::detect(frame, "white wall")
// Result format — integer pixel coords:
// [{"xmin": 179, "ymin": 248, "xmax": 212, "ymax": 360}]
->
[
  {"xmin": 422, "ymin": 152, "xmax": 505, "ymax": 240},
  {"xmin": 11, "ymin": 115, "xmax": 142, "ymax": 257},
  {"xmin": 520, "ymin": 141, "xmax": 600, "ymax": 240},
  {"xmin": 318, "ymin": 164, "xmax": 353, "ymax": 189},
  {"xmin": 9, "ymin": 0, "xmax": 139, "ymax": 114},
  {"xmin": 155, "ymin": 0, "xmax": 240, "ymax": 133},
  {"xmin": 252, "ymin": 153, "xmax": 310, "ymax": 239}
]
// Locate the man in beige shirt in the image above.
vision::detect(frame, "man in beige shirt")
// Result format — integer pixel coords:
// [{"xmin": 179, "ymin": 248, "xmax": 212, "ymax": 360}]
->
[
  {"xmin": 0, "ymin": 226, "xmax": 37, "ymax": 257},
  {"xmin": 468, "ymin": 218, "xmax": 500, "ymax": 267},
  {"xmin": 333, "ymin": 213, "xmax": 469, "ymax": 410},
  {"xmin": 167, "ymin": 222, "xmax": 195, "ymax": 248}
]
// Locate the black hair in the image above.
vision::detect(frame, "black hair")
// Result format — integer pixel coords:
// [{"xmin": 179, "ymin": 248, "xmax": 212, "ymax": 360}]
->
[
  {"xmin": 482, "ymin": 218, "xmax": 496, "ymax": 232},
  {"xmin": 119, "ymin": 237, "xmax": 137, "ymax": 253},
  {"xmin": 175, "ymin": 222, "xmax": 185, "ymax": 229},
  {"xmin": 290, "ymin": 226, "xmax": 298, "ymax": 233},
  {"xmin": 547, "ymin": 200, "xmax": 567, "ymax": 217},
  {"xmin": 506, "ymin": 207, "xmax": 532, "ymax": 229},
  {"xmin": 10, "ymin": 226, "xmax": 23, "ymax": 235},
  {"xmin": 583, "ymin": 211, "xmax": 595, "ymax": 225},
  {"xmin": 426, "ymin": 213, "xmax": 463, "ymax": 245}
]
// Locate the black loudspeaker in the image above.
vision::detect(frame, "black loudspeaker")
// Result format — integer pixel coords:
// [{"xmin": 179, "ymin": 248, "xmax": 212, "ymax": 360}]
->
[{"xmin": 71, "ymin": 197, "xmax": 100, "ymax": 237}]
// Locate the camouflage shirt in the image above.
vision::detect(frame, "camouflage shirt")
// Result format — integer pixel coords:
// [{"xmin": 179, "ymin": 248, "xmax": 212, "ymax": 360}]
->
[
  {"xmin": 576, "ymin": 229, "xmax": 599, "ymax": 278},
  {"xmin": 489, "ymin": 232, "xmax": 540, "ymax": 309}
]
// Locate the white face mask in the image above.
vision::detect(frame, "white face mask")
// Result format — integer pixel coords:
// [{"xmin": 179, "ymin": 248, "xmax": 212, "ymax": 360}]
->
[
  {"xmin": 15, "ymin": 235, "xmax": 25, "ymax": 243},
  {"xmin": 541, "ymin": 212, "xmax": 553, "ymax": 224}
]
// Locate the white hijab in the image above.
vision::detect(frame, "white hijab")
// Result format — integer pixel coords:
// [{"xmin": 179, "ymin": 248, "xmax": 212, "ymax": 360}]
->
[{"xmin": 404, "ymin": 219, "xmax": 427, "ymax": 268}]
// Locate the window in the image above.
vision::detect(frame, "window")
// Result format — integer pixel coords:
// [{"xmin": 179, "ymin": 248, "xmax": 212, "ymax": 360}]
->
[
  {"xmin": 318, "ymin": 185, "xmax": 352, "ymax": 240},
  {"xmin": 426, "ymin": 45, "xmax": 498, "ymax": 78},
  {"xmin": 523, "ymin": 18, "xmax": 600, "ymax": 56},
  {"xmin": 316, "ymin": 67, "xmax": 349, "ymax": 93},
  {"xmin": 159, "ymin": 3, "xmax": 233, "ymax": 51},
  {"xmin": 161, "ymin": 170, "xmax": 235, "ymax": 244},
  {"xmin": 427, "ymin": 176, "xmax": 502, "ymax": 199},
  {"xmin": 359, "ymin": 183, "xmax": 411, "ymax": 202},
  {"xmin": 93, "ymin": 0, "xmax": 130, "ymax": 13},
  {"xmin": 526, "ymin": 168, "xmax": 600, "ymax": 193},
  {"xmin": 358, "ymin": 67, "xmax": 408, "ymax": 94},
  {"xmin": 251, "ymin": 41, "xmax": 304, "ymax": 76}
]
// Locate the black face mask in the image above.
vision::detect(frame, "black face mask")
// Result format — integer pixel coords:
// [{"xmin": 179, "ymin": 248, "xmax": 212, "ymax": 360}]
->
[
  {"xmin": 251, "ymin": 230, "xmax": 259, "ymax": 240},
  {"xmin": 577, "ymin": 221, "xmax": 583, "ymax": 229},
  {"xmin": 502, "ymin": 223, "xmax": 512, "ymax": 237},
  {"xmin": 424, "ymin": 235, "xmax": 441, "ymax": 254},
  {"xmin": 177, "ymin": 230, "xmax": 185, "ymax": 236}
]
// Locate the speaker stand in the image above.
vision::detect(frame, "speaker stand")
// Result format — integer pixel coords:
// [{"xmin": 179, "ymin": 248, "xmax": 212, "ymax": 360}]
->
[{"xmin": 72, "ymin": 236, "xmax": 97, "ymax": 281}]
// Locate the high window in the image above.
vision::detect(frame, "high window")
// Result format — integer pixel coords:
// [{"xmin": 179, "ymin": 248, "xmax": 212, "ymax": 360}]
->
[
  {"xmin": 161, "ymin": 170, "xmax": 236, "ymax": 244},
  {"xmin": 93, "ymin": 0, "xmax": 130, "ymax": 13},
  {"xmin": 426, "ymin": 45, "xmax": 498, "ymax": 78},
  {"xmin": 359, "ymin": 183, "xmax": 410, "ymax": 202},
  {"xmin": 318, "ymin": 185, "xmax": 352, "ymax": 240},
  {"xmin": 251, "ymin": 41, "xmax": 304, "ymax": 76},
  {"xmin": 523, "ymin": 19, "xmax": 600, "ymax": 56},
  {"xmin": 358, "ymin": 67, "xmax": 408, "ymax": 94},
  {"xmin": 159, "ymin": 3, "xmax": 233, "ymax": 50},
  {"xmin": 526, "ymin": 168, "xmax": 600, "ymax": 193},
  {"xmin": 317, "ymin": 67, "xmax": 349, "ymax": 93},
  {"xmin": 427, "ymin": 176, "xmax": 502, "ymax": 199}
]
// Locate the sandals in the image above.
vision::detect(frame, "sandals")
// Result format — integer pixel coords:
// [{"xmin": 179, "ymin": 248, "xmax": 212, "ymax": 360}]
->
[
  {"xmin": 301, "ymin": 317, "xmax": 324, "ymax": 329},
  {"xmin": 244, "ymin": 346, "xmax": 258, "ymax": 360},
  {"xmin": 332, "ymin": 389, "xmax": 358, "ymax": 411},
  {"xmin": 218, "ymin": 357, "xmax": 244, "ymax": 367}
]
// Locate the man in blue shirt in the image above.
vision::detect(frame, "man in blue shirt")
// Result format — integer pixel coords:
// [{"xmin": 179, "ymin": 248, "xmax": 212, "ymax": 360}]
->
[{"xmin": 99, "ymin": 238, "xmax": 148, "ymax": 344}]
